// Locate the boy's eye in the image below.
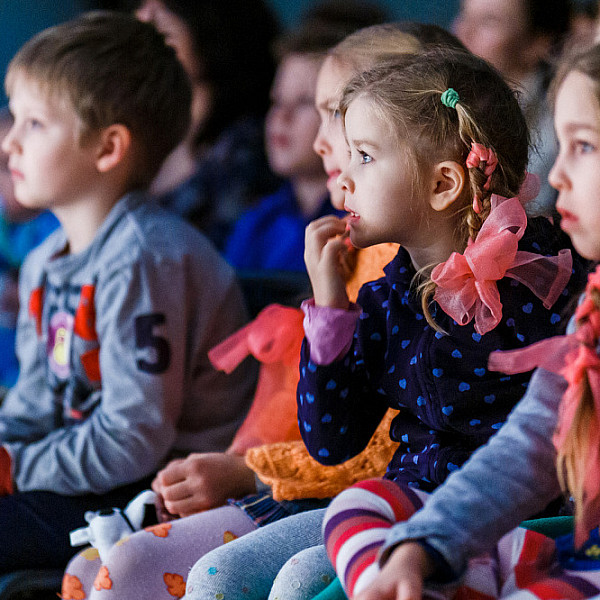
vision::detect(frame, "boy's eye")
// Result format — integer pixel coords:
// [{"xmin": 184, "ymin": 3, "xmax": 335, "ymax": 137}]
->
[
  {"xmin": 26, "ymin": 119, "xmax": 42, "ymax": 129},
  {"xmin": 332, "ymin": 108, "xmax": 341, "ymax": 119}
]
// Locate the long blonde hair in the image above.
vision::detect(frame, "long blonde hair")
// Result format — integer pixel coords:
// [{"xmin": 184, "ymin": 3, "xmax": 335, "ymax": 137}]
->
[{"xmin": 556, "ymin": 286, "xmax": 600, "ymax": 535}]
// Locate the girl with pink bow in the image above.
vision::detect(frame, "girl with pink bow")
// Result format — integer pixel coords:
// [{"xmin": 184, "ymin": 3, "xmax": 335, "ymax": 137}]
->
[{"xmin": 333, "ymin": 44, "xmax": 600, "ymax": 600}]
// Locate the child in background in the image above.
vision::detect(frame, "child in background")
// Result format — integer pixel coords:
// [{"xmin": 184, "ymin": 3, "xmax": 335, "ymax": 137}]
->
[
  {"xmin": 183, "ymin": 39, "xmax": 586, "ymax": 600},
  {"xmin": 324, "ymin": 42, "xmax": 600, "ymax": 600},
  {"xmin": 0, "ymin": 10, "xmax": 256, "ymax": 573},
  {"xmin": 0, "ymin": 108, "xmax": 58, "ymax": 390},
  {"xmin": 453, "ymin": 0, "xmax": 571, "ymax": 219},
  {"xmin": 223, "ymin": 27, "xmax": 337, "ymax": 273},
  {"xmin": 134, "ymin": 0, "xmax": 281, "ymax": 249}
]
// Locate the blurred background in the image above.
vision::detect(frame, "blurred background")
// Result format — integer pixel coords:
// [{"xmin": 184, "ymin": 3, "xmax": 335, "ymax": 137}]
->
[{"xmin": 0, "ymin": 0, "xmax": 460, "ymax": 108}]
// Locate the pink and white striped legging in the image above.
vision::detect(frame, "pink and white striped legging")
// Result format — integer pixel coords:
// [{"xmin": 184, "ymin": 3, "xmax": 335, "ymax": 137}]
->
[{"xmin": 322, "ymin": 478, "xmax": 600, "ymax": 600}]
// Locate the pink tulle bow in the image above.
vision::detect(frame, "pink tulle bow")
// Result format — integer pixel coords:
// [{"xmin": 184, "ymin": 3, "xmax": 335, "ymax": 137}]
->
[
  {"xmin": 466, "ymin": 142, "xmax": 498, "ymax": 190},
  {"xmin": 208, "ymin": 304, "xmax": 305, "ymax": 373},
  {"xmin": 517, "ymin": 172, "xmax": 541, "ymax": 205},
  {"xmin": 431, "ymin": 194, "xmax": 573, "ymax": 335},
  {"xmin": 489, "ymin": 331, "xmax": 600, "ymax": 547}
]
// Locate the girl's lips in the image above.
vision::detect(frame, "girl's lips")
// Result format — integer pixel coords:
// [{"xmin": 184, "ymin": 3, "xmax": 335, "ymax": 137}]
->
[
  {"xmin": 9, "ymin": 168, "xmax": 23, "ymax": 180},
  {"xmin": 344, "ymin": 205, "xmax": 360, "ymax": 222},
  {"xmin": 557, "ymin": 207, "xmax": 578, "ymax": 225}
]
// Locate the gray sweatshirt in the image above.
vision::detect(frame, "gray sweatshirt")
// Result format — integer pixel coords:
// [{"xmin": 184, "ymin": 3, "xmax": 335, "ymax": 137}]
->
[{"xmin": 0, "ymin": 192, "xmax": 256, "ymax": 495}]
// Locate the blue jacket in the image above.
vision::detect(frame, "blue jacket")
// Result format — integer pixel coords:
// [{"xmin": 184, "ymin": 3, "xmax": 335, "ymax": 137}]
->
[
  {"xmin": 225, "ymin": 181, "xmax": 338, "ymax": 272},
  {"xmin": 298, "ymin": 218, "xmax": 587, "ymax": 491}
]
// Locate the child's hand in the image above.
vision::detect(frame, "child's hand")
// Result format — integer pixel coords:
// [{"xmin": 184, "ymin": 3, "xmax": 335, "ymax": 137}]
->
[
  {"xmin": 151, "ymin": 452, "xmax": 257, "ymax": 518},
  {"xmin": 305, "ymin": 215, "xmax": 352, "ymax": 309},
  {"xmin": 355, "ymin": 542, "xmax": 433, "ymax": 600}
]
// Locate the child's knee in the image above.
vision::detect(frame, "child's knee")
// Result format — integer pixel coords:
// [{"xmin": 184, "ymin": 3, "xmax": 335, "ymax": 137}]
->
[
  {"xmin": 269, "ymin": 545, "xmax": 335, "ymax": 600},
  {"xmin": 186, "ymin": 542, "xmax": 252, "ymax": 599},
  {"xmin": 325, "ymin": 478, "xmax": 425, "ymax": 531}
]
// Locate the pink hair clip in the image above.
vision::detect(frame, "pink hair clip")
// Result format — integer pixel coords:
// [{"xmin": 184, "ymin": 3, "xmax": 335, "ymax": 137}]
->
[{"xmin": 466, "ymin": 142, "xmax": 498, "ymax": 192}]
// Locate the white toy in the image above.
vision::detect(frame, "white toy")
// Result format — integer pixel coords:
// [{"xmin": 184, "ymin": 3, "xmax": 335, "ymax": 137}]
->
[{"xmin": 70, "ymin": 489, "xmax": 157, "ymax": 562}]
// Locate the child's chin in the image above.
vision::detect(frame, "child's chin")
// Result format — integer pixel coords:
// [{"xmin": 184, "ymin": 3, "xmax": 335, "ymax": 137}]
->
[{"xmin": 348, "ymin": 234, "xmax": 367, "ymax": 250}]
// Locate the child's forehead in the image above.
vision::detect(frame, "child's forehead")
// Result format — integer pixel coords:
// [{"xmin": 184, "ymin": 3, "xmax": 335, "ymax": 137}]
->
[
  {"xmin": 8, "ymin": 72, "xmax": 72, "ymax": 115},
  {"xmin": 556, "ymin": 70, "xmax": 600, "ymax": 124}
]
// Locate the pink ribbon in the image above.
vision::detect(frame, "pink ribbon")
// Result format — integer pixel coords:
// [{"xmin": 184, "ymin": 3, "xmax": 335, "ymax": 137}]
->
[
  {"xmin": 466, "ymin": 142, "xmax": 498, "ymax": 191},
  {"xmin": 431, "ymin": 193, "xmax": 572, "ymax": 335},
  {"xmin": 208, "ymin": 304, "xmax": 305, "ymax": 373}
]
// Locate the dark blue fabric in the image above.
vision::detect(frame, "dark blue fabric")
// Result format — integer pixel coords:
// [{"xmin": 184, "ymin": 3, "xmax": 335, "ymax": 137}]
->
[
  {"xmin": 224, "ymin": 182, "xmax": 339, "ymax": 272},
  {"xmin": 229, "ymin": 491, "xmax": 330, "ymax": 527},
  {"xmin": 0, "ymin": 477, "xmax": 152, "ymax": 572},
  {"xmin": 157, "ymin": 116, "xmax": 280, "ymax": 250},
  {"xmin": 298, "ymin": 218, "xmax": 588, "ymax": 492},
  {"xmin": 556, "ymin": 527, "xmax": 600, "ymax": 571}
]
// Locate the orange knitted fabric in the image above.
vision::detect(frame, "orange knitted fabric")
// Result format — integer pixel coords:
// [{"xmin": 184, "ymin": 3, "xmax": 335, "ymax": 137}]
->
[
  {"xmin": 345, "ymin": 243, "xmax": 399, "ymax": 302},
  {"xmin": 245, "ymin": 409, "xmax": 399, "ymax": 501}
]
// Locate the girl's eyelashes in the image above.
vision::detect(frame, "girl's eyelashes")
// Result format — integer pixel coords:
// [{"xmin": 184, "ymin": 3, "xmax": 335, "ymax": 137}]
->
[
  {"xmin": 25, "ymin": 118, "xmax": 42, "ymax": 130},
  {"xmin": 358, "ymin": 150, "xmax": 372, "ymax": 164},
  {"xmin": 327, "ymin": 109, "xmax": 341, "ymax": 123}
]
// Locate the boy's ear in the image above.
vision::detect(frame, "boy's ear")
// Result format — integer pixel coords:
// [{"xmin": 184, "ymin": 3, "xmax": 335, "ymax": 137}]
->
[
  {"xmin": 95, "ymin": 124, "xmax": 132, "ymax": 173},
  {"xmin": 429, "ymin": 160, "xmax": 465, "ymax": 212}
]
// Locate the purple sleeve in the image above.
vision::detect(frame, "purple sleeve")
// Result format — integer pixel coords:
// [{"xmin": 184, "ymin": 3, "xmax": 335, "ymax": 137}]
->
[{"xmin": 301, "ymin": 299, "xmax": 361, "ymax": 365}]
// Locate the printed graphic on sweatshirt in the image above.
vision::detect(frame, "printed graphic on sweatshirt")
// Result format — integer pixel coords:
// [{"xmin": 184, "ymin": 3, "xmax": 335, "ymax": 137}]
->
[
  {"xmin": 29, "ymin": 278, "xmax": 171, "ymax": 426},
  {"xmin": 30, "ymin": 280, "xmax": 101, "ymax": 426}
]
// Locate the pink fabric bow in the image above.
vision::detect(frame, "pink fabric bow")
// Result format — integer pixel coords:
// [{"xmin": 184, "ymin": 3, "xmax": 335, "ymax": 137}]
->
[
  {"xmin": 489, "ymin": 266, "xmax": 600, "ymax": 546},
  {"xmin": 208, "ymin": 303, "xmax": 305, "ymax": 373},
  {"xmin": 431, "ymin": 193, "xmax": 572, "ymax": 335},
  {"xmin": 466, "ymin": 142, "xmax": 498, "ymax": 191}
]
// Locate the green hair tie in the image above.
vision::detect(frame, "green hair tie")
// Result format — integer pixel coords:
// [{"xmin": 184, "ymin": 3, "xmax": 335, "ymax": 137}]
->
[{"xmin": 441, "ymin": 88, "xmax": 459, "ymax": 109}]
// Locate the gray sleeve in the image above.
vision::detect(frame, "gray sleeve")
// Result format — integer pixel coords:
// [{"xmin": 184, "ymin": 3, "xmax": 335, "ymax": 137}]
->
[
  {"xmin": 5, "ymin": 256, "xmax": 196, "ymax": 494},
  {"xmin": 382, "ymin": 367, "xmax": 565, "ymax": 579}
]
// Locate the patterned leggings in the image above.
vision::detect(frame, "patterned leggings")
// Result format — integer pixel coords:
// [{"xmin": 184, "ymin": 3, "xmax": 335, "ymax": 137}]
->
[
  {"xmin": 61, "ymin": 505, "xmax": 257, "ymax": 600},
  {"xmin": 323, "ymin": 478, "xmax": 600, "ymax": 599}
]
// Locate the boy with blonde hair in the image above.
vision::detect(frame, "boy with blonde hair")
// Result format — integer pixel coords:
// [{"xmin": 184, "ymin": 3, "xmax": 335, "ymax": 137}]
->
[{"xmin": 0, "ymin": 10, "xmax": 255, "ymax": 571}]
